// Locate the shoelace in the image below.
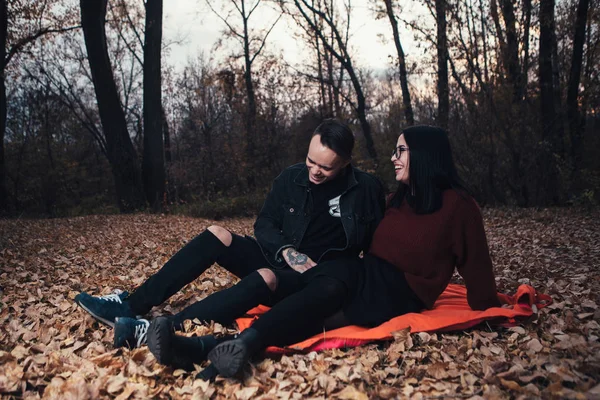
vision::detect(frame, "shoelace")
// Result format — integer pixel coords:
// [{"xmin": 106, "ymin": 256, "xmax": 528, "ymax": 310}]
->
[
  {"xmin": 135, "ymin": 320, "xmax": 150, "ymax": 347},
  {"xmin": 99, "ymin": 290, "xmax": 124, "ymax": 303}
]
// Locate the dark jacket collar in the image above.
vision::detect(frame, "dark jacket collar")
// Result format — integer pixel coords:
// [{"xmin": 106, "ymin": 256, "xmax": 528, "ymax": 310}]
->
[{"xmin": 293, "ymin": 163, "xmax": 358, "ymax": 191}]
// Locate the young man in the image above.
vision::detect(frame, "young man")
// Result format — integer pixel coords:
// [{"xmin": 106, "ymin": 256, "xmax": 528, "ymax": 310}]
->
[{"xmin": 75, "ymin": 118, "xmax": 385, "ymax": 349}]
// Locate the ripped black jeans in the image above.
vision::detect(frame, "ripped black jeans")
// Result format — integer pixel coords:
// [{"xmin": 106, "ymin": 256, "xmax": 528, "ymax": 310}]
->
[{"xmin": 172, "ymin": 268, "xmax": 350, "ymax": 347}]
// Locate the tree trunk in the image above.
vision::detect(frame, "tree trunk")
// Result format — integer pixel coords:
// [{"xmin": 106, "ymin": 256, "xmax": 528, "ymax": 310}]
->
[
  {"xmin": 325, "ymin": 26, "xmax": 336, "ymax": 116},
  {"xmin": 242, "ymin": 0, "xmax": 257, "ymax": 189},
  {"xmin": 384, "ymin": 0, "xmax": 414, "ymax": 125},
  {"xmin": 356, "ymin": 87, "xmax": 378, "ymax": 160},
  {"xmin": 343, "ymin": 64, "xmax": 376, "ymax": 159},
  {"xmin": 243, "ymin": 34, "xmax": 256, "ymax": 148},
  {"xmin": 162, "ymin": 107, "xmax": 171, "ymax": 163},
  {"xmin": 539, "ymin": 0, "xmax": 560, "ymax": 204},
  {"xmin": 142, "ymin": 0, "xmax": 165, "ymax": 211},
  {"xmin": 80, "ymin": 0, "xmax": 145, "ymax": 212},
  {"xmin": 522, "ymin": 0, "xmax": 532, "ymax": 97},
  {"xmin": 551, "ymin": 21, "xmax": 565, "ymax": 157},
  {"xmin": 315, "ymin": 35, "xmax": 327, "ymax": 117},
  {"xmin": 479, "ymin": 0, "xmax": 489, "ymax": 84},
  {"xmin": 499, "ymin": 0, "xmax": 522, "ymax": 101},
  {"xmin": 292, "ymin": 0, "xmax": 377, "ymax": 161},
  {"xmin": 539, "ymin": 0, "xmax": 557, "ymax": 144},
  {"xmin": 435, "ymin": 0, "xmax": 449, "ymax": 129},
  {"xmin": 312, "ymin": 2, "xmax": 328, "ymax": 117},
  {"xmin": 0, "ymin": 0, "xmax": 7, "ymax": 214},
  {"xmin": 490, "ymin": 0, "xmax": 506, "ymax": 67},
  {"xmin": 42, "ymin": 84, "xmax": 57, "ymax": 216},
  {"xmin": 567, "ymin": 0, "xmax": 590, "ymax": 172}
]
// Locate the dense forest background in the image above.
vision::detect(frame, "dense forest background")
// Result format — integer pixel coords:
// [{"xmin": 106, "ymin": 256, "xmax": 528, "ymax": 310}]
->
[{"xmin": 1, "ymin": 0, "xmax": 598, "ymax": 218}]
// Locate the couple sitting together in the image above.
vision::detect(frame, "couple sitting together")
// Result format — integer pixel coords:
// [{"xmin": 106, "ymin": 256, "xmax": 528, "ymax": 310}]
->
[{"xmin": 75, "ymin": 119, "xmax": 501, "ymax": 378}]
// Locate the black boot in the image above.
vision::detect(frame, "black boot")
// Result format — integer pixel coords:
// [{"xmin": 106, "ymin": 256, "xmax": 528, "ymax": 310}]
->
[
  {"xmin": 207, "ymin": 328, "xmax": 262, "ymax": 378},
  {"xmin": 147, "ymin": 316, "xmax": 222, "ymax": 370}
]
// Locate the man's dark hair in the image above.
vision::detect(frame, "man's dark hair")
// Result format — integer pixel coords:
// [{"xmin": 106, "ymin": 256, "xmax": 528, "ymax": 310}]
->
[
  {"xmin": 313, "ymin": 119, "xmax": 355, "ymax": 160},
  {"xmin": 389, "ymin": 125, "xmax": 470, "ymax": 214}
]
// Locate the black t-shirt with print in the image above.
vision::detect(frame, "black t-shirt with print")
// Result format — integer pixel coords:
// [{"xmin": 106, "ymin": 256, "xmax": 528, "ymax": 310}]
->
[{"xmin": 298, "ymin": 174, "xmax": 348, "ymax": 262}]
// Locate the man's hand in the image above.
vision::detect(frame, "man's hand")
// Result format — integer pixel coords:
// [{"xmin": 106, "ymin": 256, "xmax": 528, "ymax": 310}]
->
[{"xmin": 282, "ymin": 248, "xmax": 317, "ymax": 273}]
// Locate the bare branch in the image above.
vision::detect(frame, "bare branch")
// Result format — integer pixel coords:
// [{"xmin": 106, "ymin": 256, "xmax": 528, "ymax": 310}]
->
[
  {"xmin": 336, "ymin": 83, "xmax": 356, "ymax": 111},
  {"xmin": 250, "ymin": 13, "xmax": 282, "ymax": 64},
  {"xmin": 247, "ymin": 0, "xmax": 263, "ymax": 18},
  {"xmin": 6, "ymin": 26, "xmax": 81, "ymax": 66},
  {"xmin": 121, "ymin": 0, "xmax": 145, "ymax": 50},
  {"xmin": 343, "ymin": 0, "xmax": 351, "ymax": 50},
  {"xmin": 398, "ymin": 16, "xmax": 436, "ymax": 45},
  {"xmin": 112, "ymin": 2, "xmax": 144, "ymax": 68},
  {"xmin": 231, "ymin": 0, "xmax": 244, "ymax": 16},
  {"xmin": 292, "ymin": 0, "xmax": 347, "ymax": 67},
  {"xmin": 206, "ymin": 0, "xmax": 245, "ymax": 41}
]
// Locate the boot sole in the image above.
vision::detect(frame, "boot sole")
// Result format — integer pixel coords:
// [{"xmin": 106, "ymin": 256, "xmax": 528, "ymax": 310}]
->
[
  {"xmin": 207, "ymin": 340, "xmax": 248, "ymax": 378},
  {"xmin": 147, "ymin": 317, "xmax": 172, "ymax": 365}
]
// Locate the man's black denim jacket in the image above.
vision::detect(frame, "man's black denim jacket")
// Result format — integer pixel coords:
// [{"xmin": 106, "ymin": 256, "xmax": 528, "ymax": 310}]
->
[{"xmin": 254, "ymin": 163, "xmax": 386, "ymax": 269}]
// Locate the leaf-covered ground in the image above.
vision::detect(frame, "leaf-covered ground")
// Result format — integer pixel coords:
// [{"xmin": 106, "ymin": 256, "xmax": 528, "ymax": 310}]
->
[{"xmin": 1, "ymin": 207, "xmax": 599, "ymax": 399}]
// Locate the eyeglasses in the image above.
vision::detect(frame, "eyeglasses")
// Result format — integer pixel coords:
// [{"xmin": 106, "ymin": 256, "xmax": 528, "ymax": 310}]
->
[{"xmin": 391, "ymin": 146, "xmax": 409, "ymax": 159}]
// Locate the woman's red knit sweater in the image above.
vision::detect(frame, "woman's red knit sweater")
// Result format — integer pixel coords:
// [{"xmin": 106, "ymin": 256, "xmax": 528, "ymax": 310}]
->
[{"xmin": 369, "ymin": 190, "xmax": 501, "ymax": 310}]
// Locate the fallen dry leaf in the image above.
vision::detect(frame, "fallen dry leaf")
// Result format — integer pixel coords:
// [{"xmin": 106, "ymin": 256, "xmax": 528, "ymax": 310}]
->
[
  {"xmin": 526, "ymin": 338, "xmax": 544, "ymax": 353},
  {"xmin": 335, "ymin": 385, "xmax": 369, "ymax": 400}
]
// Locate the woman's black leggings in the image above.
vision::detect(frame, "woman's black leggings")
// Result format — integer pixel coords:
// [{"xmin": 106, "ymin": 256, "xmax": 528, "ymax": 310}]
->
[{"xmin": 251, "ymin": 275, "xmax": 348, "ymax": 347}]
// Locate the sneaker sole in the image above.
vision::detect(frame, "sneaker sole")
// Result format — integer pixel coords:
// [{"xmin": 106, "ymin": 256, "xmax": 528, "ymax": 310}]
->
[
  {"xmin": 75, "ymin": 297, "xmax": 116, "ymax": 328},
  {"xmin": 113, "ymin": 318, "xmax": 149, "ymax": 349}
]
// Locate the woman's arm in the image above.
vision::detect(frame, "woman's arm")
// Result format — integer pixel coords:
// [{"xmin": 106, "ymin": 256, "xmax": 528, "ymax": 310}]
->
[{"xmin": 453, "ymin": 197, "xmax": 502, "ymax": 310}]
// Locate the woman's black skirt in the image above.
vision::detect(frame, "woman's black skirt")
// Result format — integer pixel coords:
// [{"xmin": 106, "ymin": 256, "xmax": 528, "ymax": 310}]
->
[{"xmin": 303, "ymin": 254, "xmax": 425, "ymax": 327}]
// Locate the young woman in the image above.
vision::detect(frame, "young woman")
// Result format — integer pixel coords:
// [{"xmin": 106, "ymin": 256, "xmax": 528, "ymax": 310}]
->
[{"xmin": 129, "ymin": 125, "xmax": 501, "ymax": 377}]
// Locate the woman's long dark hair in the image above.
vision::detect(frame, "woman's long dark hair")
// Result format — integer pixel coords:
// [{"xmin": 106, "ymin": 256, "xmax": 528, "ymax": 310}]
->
[{"xmin": 389, "ymin": 125, "xmax": 470, "ymax": 214}]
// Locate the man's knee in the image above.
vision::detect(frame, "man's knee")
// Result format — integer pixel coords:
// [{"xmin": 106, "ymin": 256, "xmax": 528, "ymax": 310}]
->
[
  {"xmin": 207, "ymin": 225, "xmax": 233, "ymax": 247},
  {"xmin": 319, "ymin": 277, "xmax": 346, "ymax": 297},
  {"xmin": 257, "ymin": 268, "xmax": 277, "ymax": 291}
]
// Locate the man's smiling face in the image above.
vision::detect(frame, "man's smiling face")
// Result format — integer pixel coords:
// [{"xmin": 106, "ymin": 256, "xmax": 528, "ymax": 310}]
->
[{"xmin": 305, "ymin": 135, "xmax": 349, "ymax": 184}]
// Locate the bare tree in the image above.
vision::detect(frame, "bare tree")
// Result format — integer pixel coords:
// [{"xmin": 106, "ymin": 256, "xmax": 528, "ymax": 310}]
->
[
  {"xmin": 382, "ymin": 0, "xmax": 414, "ymax": 125},
  {"xmin": 489, "ymin": 0, "xmax": 521, "ymax": 101},
  {"xmin": 539, "ymin": 0, "xmax": 560, "ymax": 203},
  {"xmin": 284, "ymin": 0, "xmax": 378, "ymax": 160},
  {"xmin": 206, "ymin": 0, "xmax": 281, "ymax": 186},
  {"xmin": 567, "ymin": 0, "xmax": 590, "ymax": 172},
  {"xmin": 521, "ymin": 0, "xmax": 532, "ymax": 96},
  {"xmin": 142, "ymin": 0, "xmax": 165, "ymax": 211},
  {"xmin": 80, "ymin": 0, "xmax": 145, "ymax": 212},
  {"xmin": 0, "ymin": 0, "xmax": 6, "ymax": 213},
  {"xmin": 435, "ymin": 0, "xmax": 449, "ymax": 128},
  {"xmin": 500, "ymin": 0, "xmax": 522, "ymax": 101},
  {"xmin": 539, "ymin": 0, "xmax": 557, "ymax": 144},
  {"xmin": 105, "ymin": 0, "xmax": 168, "ymax": 210},
  {"xmin": 0, "ymin": 0, "xmax": 78, "ymax": 213},
  {"xmin": 290, "ymin": 0, "xmax": 338, "ymax": 117},
  {"xmin": 312, "ymin": 1, "xmax": 329, "ymax": 116}
]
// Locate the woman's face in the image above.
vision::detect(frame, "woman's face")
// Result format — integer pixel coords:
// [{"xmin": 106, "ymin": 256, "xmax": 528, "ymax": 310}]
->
[{"xmin": 391, "ymin": 134, "xmax": 410, "ymax": 184}]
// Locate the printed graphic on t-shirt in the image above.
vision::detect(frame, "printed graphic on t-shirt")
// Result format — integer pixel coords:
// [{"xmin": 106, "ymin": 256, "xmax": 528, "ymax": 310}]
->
[{"xmin": 328, "ymin": 195, "xmax": 341, "ymax": 217}]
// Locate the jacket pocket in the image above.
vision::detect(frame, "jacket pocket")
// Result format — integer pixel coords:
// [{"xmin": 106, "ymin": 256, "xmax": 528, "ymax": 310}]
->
[{"xmin": 282, "ymin": 203, "xmax": 301, "ymax": 237}]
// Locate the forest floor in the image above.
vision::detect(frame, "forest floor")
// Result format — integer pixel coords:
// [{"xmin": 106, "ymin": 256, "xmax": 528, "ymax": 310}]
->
[{"xmin": 1, "ymin": 207, "xmax": 599, "ymax": 399}]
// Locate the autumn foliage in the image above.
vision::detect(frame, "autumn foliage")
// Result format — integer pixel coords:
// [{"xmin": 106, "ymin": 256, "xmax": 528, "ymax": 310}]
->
[{"xmin": 1, "ymin": 207, "xmax": 599, "ymax": 398}]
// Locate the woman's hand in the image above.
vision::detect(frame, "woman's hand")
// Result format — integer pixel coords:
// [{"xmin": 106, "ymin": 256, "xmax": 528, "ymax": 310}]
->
[{"xmin": 282, "ymin": 248, "xmax": 317, "ymax": 273}]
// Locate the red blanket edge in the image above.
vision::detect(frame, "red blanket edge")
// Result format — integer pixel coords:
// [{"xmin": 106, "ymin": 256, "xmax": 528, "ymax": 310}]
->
[{"xmin": 235, "ymin": 283, "xmax": 552, "ymax": 355}]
